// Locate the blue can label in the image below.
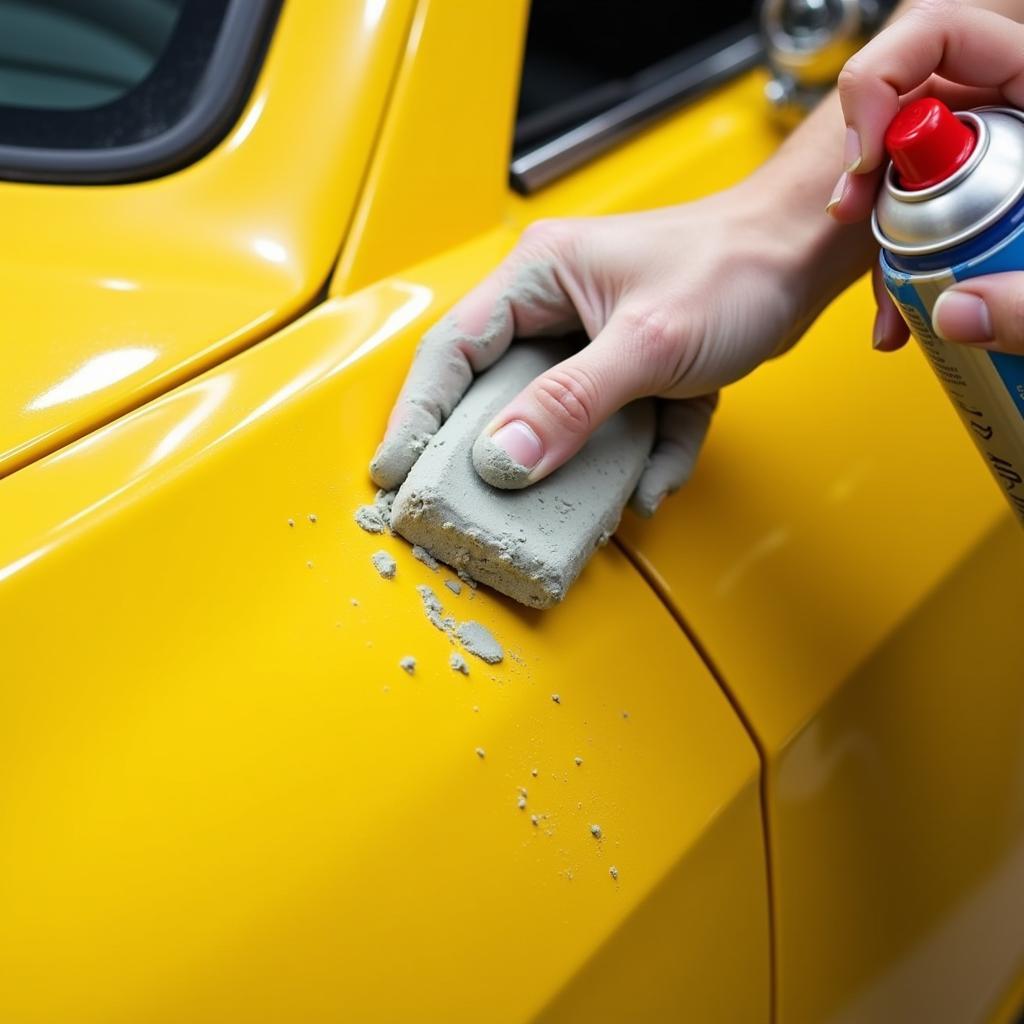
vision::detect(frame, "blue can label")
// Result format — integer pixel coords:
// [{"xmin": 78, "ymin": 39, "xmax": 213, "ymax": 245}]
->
[{"xmin": 882, "ymin": 223, "xmax": 1024, "ymax": 523}]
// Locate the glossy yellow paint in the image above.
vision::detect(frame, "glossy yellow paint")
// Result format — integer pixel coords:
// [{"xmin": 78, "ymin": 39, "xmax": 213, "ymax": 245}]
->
[
  {"xmin": 604, "ymin": 76, "xmax": 1024, "ymax": 1024},
  {"xmin": 0, "ymin": 266, "xmax": 768, "ymax": 1022},
  {"xmin": 0, "ymin": 0, "xmax": 415, "ymax": 478},
  {"xmin": 331, "ymin": 0, "xmax": 530, "ymax": 294},
  {"xmin": 7, "ymin": 0, "xmax": 1023, "ymax": 1017}
]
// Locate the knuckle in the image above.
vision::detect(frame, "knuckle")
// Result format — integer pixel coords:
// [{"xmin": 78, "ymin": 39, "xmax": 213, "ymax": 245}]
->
[
  {"xmin": 620, "ymin": 305, "xmax": 691, "ymax": 386},
  {"xmin": 836, "ymin": 61, "xmax": 863, "ymax": 99},
  {"xmin": 532, "ymin": 365, "xmax": 599, "ymax": 434},
  {"xmin": 519, "ymin": 217, "xmax": 575, "ymax": 252}
]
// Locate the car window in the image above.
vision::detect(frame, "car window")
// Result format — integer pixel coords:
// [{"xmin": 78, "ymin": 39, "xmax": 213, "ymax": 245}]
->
[
  {"xmin": 0, "ymin": 0, "xmax": 280, "ymax": 183},
  {"xmin": 513, "ymin": 0, "xmax": 759, "ymax": 191}
]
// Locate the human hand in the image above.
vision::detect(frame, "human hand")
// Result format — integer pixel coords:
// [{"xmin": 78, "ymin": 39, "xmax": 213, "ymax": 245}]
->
[
  {"xmin": 370, "ymin": 180, "xmax": 823, "ymax": 516},
  {"xmin": 830, "ymin": 1, "xmax": 1024, "ymax": 354}
]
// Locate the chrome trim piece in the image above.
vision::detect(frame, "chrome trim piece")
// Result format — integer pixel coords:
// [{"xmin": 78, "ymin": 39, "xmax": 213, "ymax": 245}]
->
[{"xmin": 510, "ymin": 31, "xmax": 763, "ymax": 194}]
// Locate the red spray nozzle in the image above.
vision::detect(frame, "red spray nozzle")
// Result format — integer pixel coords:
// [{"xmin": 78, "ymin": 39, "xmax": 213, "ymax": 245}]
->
[{"xmin": 884, "ymin": 98, "xmax": 976, "ymax": 190}]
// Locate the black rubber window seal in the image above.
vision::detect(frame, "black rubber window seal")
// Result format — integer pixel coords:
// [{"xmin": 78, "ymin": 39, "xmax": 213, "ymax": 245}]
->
[{"xmin": 0, "ymin": 0, "xmax": 282, "ymax": 185}]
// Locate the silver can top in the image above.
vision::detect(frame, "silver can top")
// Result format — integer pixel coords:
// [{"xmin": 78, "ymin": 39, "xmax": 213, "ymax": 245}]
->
[{"xmin": 872, "ymin": 107, "xmax": 1024, "ymax": 257}]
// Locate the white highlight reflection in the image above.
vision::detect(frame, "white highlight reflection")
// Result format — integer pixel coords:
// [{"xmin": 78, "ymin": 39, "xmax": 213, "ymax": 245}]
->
[
  {"xmin": 0, "ymin": 545, "xmax": 53, "ymax": 585},
  {"xmin": 227, "ymin": 92, "xmax": 266, "ymax": 151},
  {"xmin": 99, "ymin": 278, "xmax": 139, "ymax": 292},
  {"xmin": 143, "ymin": 376, "xmax": 232, "ymax": 470},
  {"xmin": 364, "ymin": 0, "xmax": 387, "ymax": 28},
  {"xmin": 28, "ymin": 347, "xmax": 158, "ymax": 411},
  {"xmin": 252, "ymin": 237, "xmax": 288, "ymax": 264}
]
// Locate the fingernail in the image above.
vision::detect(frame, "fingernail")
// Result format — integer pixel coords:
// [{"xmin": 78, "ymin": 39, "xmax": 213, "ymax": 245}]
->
[
  {"xmin": 826, "ymin": 172, "xmax": 848, "ymax": 213},
  {"xmin": 933, "ymin": 290, "xmax": 993, "ymax": 343},
  {"xmin": 872, "ymin": 312, "xmax": 885, "ymax": 350},
  {"xmin": 490, "ymin": 420, "xmax": 543, "ymax": 469},
  {"xmin": 844, "ymin": 126, "xmax": 862, "ymax": 173}
]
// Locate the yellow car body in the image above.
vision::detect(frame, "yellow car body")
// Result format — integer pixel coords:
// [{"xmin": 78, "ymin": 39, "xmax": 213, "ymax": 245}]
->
[{"xmin": 2, "ymin": 2, "xmax": 1023, "ymax": 1021}]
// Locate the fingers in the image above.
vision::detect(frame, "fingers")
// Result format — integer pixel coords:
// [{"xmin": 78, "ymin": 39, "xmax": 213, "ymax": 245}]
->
[
  {"xmin": 933, "ymin": 273, "xmax": 1024, "ymax": 353},
  {"xmin": 826, "ymin": 165, "xmax": 883, "ymax": 224},
  {"xmin": 370, "ymin": 230, "xmax": 581, "ymax": 491},
  {"xmin": 837, "ymin": 3, "xmax": 1024, "ymax": 175},
  {"xmin": 471, "ymin": 311, "xmax": 660, "ymax": 489},
  {"xmin": 629, "ymin": 395, "xmax": 717, "ymax": 518},
  {"xmin": 871, "ymin": 261, "xmax": 910, "ymax": 352}
]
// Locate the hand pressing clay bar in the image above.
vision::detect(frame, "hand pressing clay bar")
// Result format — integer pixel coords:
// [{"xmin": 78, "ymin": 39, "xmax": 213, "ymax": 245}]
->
[{"xmin": 390, "ymin": 340, "xmax": 655, "ymax": 608}]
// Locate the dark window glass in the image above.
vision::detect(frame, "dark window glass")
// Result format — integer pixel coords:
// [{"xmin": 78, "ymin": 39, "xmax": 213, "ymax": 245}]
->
[
  {"xmin": 514, "ymin": 1, "xmax": 759, "ymax": 190},
  {"xmin": 0, "ymin": 0, "xmax": 280, "ymax": 183},
  {"xmin": 0, "ymin": 0, "xmax": 188, "ymax": 112}
]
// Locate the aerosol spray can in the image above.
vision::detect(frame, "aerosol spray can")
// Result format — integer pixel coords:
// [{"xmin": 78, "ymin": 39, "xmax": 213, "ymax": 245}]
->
[{"xmin": 873, "ymin": 97, "xmax": 1024, "ymax": 524}]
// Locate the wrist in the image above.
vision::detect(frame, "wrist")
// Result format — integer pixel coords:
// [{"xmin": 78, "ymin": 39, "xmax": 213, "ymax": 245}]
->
[{"xmin": 731, "ymin": 148, "xmax": 876, "ymax": 321}]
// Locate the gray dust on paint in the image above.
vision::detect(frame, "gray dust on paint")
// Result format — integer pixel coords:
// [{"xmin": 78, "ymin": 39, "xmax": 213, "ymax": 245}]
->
[
  {"xmin": 371, "ymin": 551, "xmax": 397, "ymax": 579},
  {"xmin": 412, "ymin": 584, "xmax": 502, "ymax": 666},
  {"xmin": 444, "ymin": 578, "xmax": 462, "ymax": 596},
  {"xmin": 456, "ymin": 621, "xmax": 504, "ymax": 664},
  {"xmin": 449, "ymin": 652, "xmax": 469, "ymax": 675},
  {"xmin": 416, "ymin": 584, "xmax": 455, "ymax": 633},
  {"xmin": 354, "ymin": 490, "xmax": 396, "ymax": 535}
]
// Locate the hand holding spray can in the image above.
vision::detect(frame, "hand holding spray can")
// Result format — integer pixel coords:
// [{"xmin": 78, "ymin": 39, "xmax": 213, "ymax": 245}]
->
[{"xmin": 873, "ymin": 98, "xmax": 1024, "ymax": 524}]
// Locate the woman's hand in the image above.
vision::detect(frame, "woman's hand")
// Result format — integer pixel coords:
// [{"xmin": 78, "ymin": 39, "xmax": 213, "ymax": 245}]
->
[
  {"xmin": 371, "ymin": 177, "xmax": 841, "ymax": 514},
  {"xmin": 830, "ymin": 0, "xmax": 1024, "ymax": 354}
]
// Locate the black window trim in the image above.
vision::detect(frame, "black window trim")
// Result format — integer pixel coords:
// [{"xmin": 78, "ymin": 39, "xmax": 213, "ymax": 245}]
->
[
  {"xmin": 0, "ymin": 0, "xmax": 282, "ymax": 185},
  {"xmin": 510, "ymin": 23, "xmax": 764, "ymax": 195}
]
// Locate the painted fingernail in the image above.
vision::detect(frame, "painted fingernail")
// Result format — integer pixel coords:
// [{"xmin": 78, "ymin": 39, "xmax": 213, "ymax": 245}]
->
[
  {"xmin": 844, "ymin": 126, "xmax": 862, "ymax": 173},
  {"xmin": 826, "ymin": 173, "xmax": 848, "ymax": 214},
  {"xmin": 933, "ymin": 290, "xmax": 993, "ymax": 343},
  {"xmin": 490, "ymin": 420, "xmax": 543, "ymax": 469}
]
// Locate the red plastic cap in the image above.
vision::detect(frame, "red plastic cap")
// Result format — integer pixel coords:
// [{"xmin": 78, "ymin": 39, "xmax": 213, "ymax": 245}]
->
[{"xmin": 884, "ymin": 98, "xmax": 976, "ymax": 190}]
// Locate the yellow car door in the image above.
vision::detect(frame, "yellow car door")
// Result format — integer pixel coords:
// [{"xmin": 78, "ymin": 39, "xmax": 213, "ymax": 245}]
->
[{"xmin": 0, "ymin": 2, "xmax": 771, "ymax": 1021}]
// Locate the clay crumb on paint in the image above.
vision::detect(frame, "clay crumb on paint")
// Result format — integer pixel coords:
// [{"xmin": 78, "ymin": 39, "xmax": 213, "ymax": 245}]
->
[
  {"xmin": 354, "ymin": 504, "xmax": 387, "ymax": 534},
  {"xmin": 574, "ymin": 756, "xmax": 583, "ymax": 767},
  {"xmin": 609, "ymin": 866, "xmax": 619, "ymax": 881},
  {"xmin": 530, "ymin": 768, "xmax": 539, "ymax": 778},
  {"xmin": 400, "ymin": 656, "xmax": 416, "ymax": 675},
  {"xmin": 590, "ymin": 824, "xmax": 602, "ymax": 839},
  {"xmin": 475, "ymin": 747, "xmax": 486, "ymax": 759},
  {"xmin": 622, "ymin": 711, "xmax": 630, "ymax": 720},
  {"xmin": 456, "ymin": 621, "xmax": 504, "ymax": 664},
  {"xmin": 306, "ymin": 561, "xmax": 314, "ymax": 569},
  {"xmin": 472, "ymin": 705, "xmax": 480, "ymax": 713},
  {"xmin": 354, "ymin": 490, "xmax": 396, "ymax": 535},
  {"xmin": 371, "ymin": 551, "xmax": 397, "ymax": 579},
  {"xmin": 444, "ymin": 578, "xmax": 462, "ymax": 596},
  {"xmin": 530, "ymin": 814, "xmax": 540, "ymax": 827},
  {"xmin": 551, "ymin": 694, "xmax": 561, "ymax": 704},
  {"xmin": 308, "ymin": 513, "xmax": 318, "ymax": 524},
  {"xmin": 517, "ymin": 796, "xmax": 527, "ymax": 810},
  {"xmin": 416, "ymin": 584, "xmax": 453, "ymax": 633},
  {"xmin": 350, "ymin": 598, "xmax": 359, "ymax": 607},
  {"xmin": 449, "ymin": 652, "xmax": 469, "ymax": 675},
  {"xmin": 287, "ymin": 518, "xmax": 295, "ymax": 527},
  {"xmin": 412, "ymin": 545, "xmax": 440, "ymax": 571}
]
